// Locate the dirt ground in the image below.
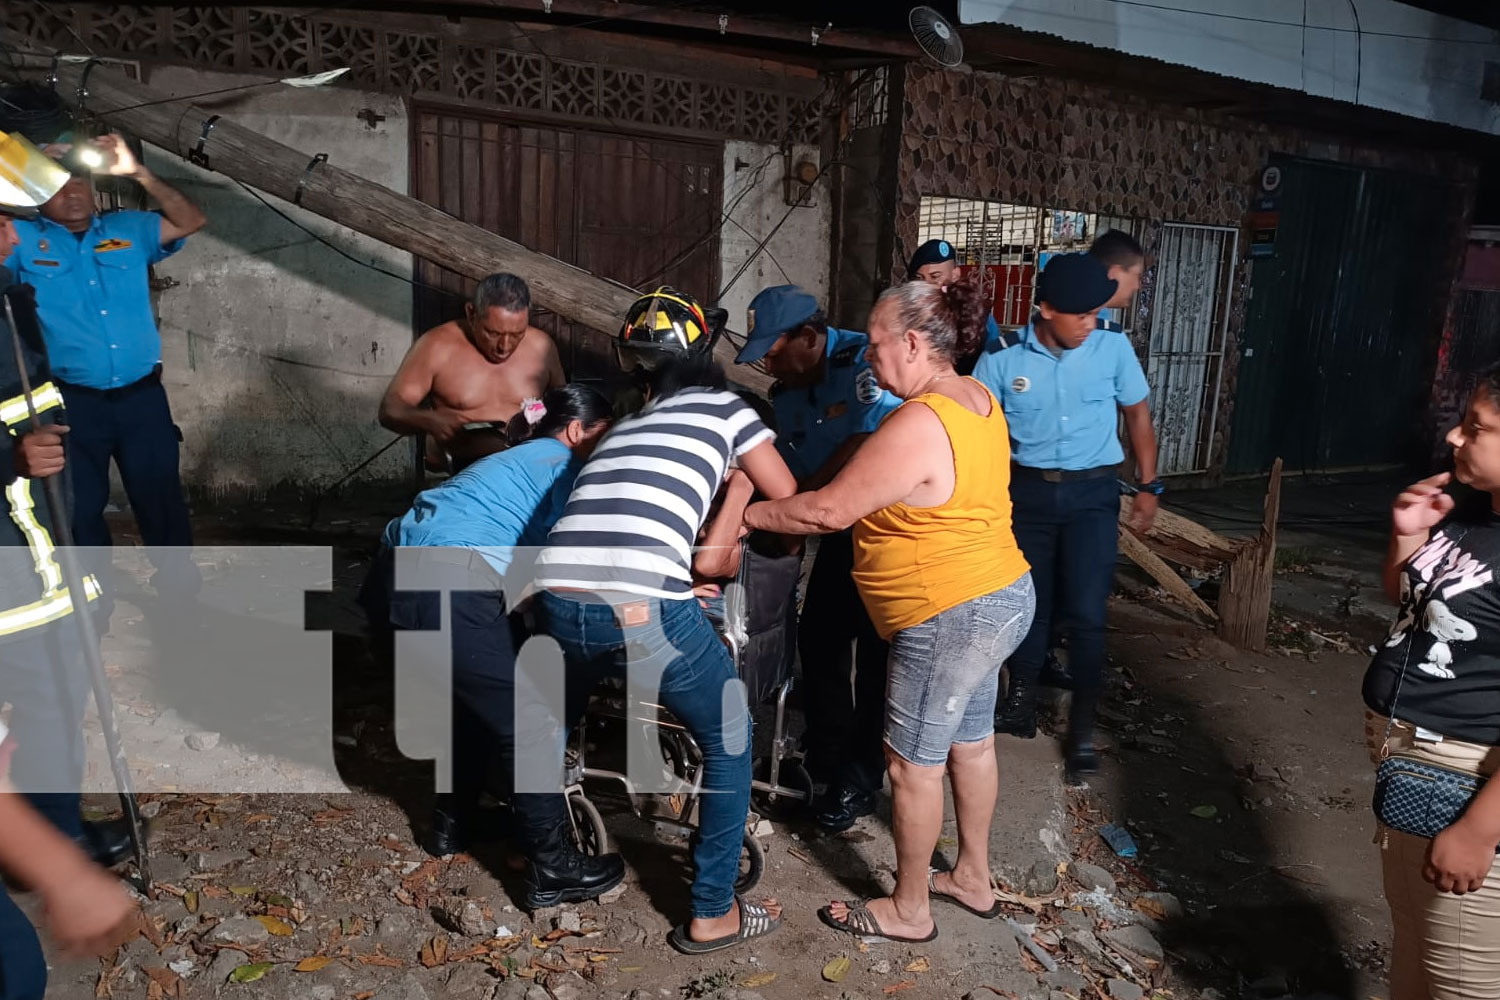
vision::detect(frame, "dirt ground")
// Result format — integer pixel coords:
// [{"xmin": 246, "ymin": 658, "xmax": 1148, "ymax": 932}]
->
[{"xmin": 20, "ymin": 473, "xmax": 1403, "ymax": 1000}]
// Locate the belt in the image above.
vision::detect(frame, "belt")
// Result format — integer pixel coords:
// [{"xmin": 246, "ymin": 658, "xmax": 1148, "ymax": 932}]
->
[
  {"xmin": 57, "ymin": 363, "xmax": 162, "ymax": 401},
  {"xmin": 1011, "ymin": 463, "xmax": 1116, "ymax": 483}
]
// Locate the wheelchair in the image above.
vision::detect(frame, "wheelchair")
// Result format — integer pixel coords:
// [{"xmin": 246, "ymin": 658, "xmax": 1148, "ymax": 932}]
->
[{"xmin": 560, "ymin": 533, "xmax": 810, "ymax": 892}]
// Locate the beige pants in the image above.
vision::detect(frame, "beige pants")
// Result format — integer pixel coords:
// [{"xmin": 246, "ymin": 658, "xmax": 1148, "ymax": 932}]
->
[{"xmin": 1367, "ymin": 711, "xmax": 1500, "ymax": 1000}]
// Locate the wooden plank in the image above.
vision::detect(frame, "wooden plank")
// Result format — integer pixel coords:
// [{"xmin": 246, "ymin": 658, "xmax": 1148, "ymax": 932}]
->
[
  {"xmin": 1217, "ymin": 458, "xmax": 1284, "ymax": 651},
  {"xmin": 1119, "ymin": 495, "xmax": 1247, "ymax": 570},
  {"xmin": 1119, "ymin": 526, "xmax": 1218, "ymax": 623},
  {"xmin": 22, "ymin": 56, "xmax": 770, "ymax": 392}
]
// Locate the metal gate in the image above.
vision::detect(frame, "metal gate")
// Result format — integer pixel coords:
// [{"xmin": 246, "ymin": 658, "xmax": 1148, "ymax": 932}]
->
[
  {"xmin": 1146, "ymin": 224, "xmax": 1239, "ymax": 475},
  {"xmin": 1227, "ymin": 156, "xmax": 1449, "ymax": 474},
  {"xmin": 411, "ymin": 106, "xmax": 722, "ymax": 378}
]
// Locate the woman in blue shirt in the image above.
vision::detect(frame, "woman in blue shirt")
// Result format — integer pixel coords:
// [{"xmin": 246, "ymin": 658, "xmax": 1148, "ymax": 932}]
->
[{"xmin": 366, "ymin": 384, "xmax": 621, "ymax": 908}]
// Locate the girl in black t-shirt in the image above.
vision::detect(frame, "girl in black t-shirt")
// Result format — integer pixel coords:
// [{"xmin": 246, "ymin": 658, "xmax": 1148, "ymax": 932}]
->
[{"xmin": 1365, "ymin": 371, "xmax": 1500, "ymax": 999}]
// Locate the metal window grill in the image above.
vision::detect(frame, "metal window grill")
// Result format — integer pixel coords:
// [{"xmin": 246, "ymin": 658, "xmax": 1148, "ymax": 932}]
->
[
  {"xmin": 1146, "ymin": 223, "xmax": 1239, "ymax": 475},
  {"xmin": 917, "ymin": 197, "xmax": 1140, "ymax": 332},
  {"xmin": 843, "ymin": 66, "xmax": 888, "ymax": 132}
]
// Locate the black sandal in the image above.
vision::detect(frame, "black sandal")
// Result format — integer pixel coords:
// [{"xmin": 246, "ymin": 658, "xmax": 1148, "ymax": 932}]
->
[
  {"xmin": 817, "ymin": 899, "xmax": 939, "ymax": 944},
  {"xmin": 927, "ymin": 870, "xmax": 1001, "ymax": 919},
  {"xmin": 667, "ymin": 896, "xmax": 783, "ymax": 954}
]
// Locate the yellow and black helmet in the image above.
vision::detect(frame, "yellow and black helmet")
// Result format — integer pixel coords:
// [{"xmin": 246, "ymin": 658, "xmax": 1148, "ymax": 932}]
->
[{"xmin": 617, "ymin": 286, "xmax": 712, "ymax": 370}]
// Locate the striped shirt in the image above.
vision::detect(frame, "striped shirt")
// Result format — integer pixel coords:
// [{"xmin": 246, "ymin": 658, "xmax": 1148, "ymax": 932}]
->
[{"xmin": 535, "ymin": 389, "xmax": 774, "ymax": 600}]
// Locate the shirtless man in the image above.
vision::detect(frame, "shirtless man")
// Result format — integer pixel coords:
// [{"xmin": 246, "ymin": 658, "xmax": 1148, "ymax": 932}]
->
[{"xmin": 380, "ymin": 272, "xmax": 565, "ymax": 471}]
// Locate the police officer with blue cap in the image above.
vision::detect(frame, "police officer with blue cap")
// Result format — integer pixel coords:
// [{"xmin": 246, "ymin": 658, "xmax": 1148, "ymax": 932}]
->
[
  {"xmin": 4, "ymin": 134, "xmax": 206, "ymax": 615},
  {"xmin": 908, "ymin": 239, "xmax": 1002, "ymax": 364},
  {"xmin": 972, "ymin": 253, "xmax": 1160, "ymax": 785},
  {"xmin": 735, "ymin": 285, "xmax": 899, "ymax": 831}
]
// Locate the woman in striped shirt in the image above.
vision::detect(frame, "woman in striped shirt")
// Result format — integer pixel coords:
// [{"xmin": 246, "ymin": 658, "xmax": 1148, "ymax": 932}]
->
[{"xmin": 535, "ymin": 290, "xmax": 797, "ymax": 954}]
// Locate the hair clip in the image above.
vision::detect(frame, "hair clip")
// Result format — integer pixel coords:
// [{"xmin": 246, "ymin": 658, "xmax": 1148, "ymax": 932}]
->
[{"xmin": 521, "ymin": 398, "xmax": 546, "ymax": 425}]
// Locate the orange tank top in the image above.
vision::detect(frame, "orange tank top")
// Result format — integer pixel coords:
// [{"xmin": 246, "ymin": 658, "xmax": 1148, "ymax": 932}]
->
[{"xmin": 852, "ymin": 380, "xmax": 1030, "ymax": 639}]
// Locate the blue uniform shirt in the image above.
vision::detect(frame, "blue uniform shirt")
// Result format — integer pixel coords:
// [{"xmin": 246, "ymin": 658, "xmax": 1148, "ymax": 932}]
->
[
  {"xmin": 771, "ymin": 326, "xmax": 900, "ymax": 482},
  {"xmin": 5, "ymin": 212, "xmax": 184, "ymax": 390},
  {"xmin": 386, "ymin": 437, "xmax": 580, "ymax": 577},
  {"xmin": 973, "ymin": 317, "xmax": 1150, "ymax": 471}
]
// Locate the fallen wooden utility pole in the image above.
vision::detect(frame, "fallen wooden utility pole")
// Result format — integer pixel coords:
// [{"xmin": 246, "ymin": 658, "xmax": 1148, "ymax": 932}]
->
[
  {"xmin": 1118, "ymin": 460, "xmax": 1283, "ymax": 649},
  {"xmin": 21, "ymin": 56, "xmax": 771, "ymax": 392}
]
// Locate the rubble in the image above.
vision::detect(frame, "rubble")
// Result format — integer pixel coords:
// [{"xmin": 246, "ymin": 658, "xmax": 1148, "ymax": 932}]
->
[
  {"xmin": 1106, "ymin": 979, "xmax": 1145, "ymax": 1000},
  {"xmin": 1102, "ymin": 924, "xmax": 1165, "ymax": 971}
]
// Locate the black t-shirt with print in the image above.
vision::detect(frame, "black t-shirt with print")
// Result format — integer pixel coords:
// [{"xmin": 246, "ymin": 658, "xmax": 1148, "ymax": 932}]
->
[{"xmin": 1363, "ymin": 511, "xmax": 1500, "ymax": 745}]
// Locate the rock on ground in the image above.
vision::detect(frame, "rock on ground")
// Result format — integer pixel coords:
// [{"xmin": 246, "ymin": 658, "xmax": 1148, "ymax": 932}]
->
[
  {"xmin": 203, "ymin": 948, "xmax": 243, "ymax": 988},
  {"xmin": 1103, "ymin": 923, "xmax": 1165, "ymax": 969},
  {"xmin": 207, "ymin": 916, "xmax": 270, "ymax": 947},
  {"xmin": 1107, "ymin": 979, "xmax": 1145, "ymax": 1000},
  {"xmin": 1069, "ymin": 861, "xmax": 1117, "ymax": 894}
]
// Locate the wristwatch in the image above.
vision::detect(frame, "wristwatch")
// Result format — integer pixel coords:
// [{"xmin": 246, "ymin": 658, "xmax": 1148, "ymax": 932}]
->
[{"xmin": 1139, "ymin": 478, "xmax": 1165, "ymax": 496}]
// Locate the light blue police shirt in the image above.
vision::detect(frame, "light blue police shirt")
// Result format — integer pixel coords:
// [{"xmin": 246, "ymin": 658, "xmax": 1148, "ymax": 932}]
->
[
  {"xmin": 973, "ymin": 319, "xmax": 1150, "ymax": 471},
  {"xmin": 386, "ymin": 437, "xmax": 580, "ymax": 577},
  {"xmin": 771, "ymin": 326, "xmax": 901, "ymax": 483},
  {"xmin": 5, "ymin": 212, "xmax": 184, "ymax": 390}
]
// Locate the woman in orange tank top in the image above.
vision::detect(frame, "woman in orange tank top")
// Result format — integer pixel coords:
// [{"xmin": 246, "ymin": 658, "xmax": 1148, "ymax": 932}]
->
[{"xmin": 745, "ymin": 278, "xmax": 1035, "ymax": 945}]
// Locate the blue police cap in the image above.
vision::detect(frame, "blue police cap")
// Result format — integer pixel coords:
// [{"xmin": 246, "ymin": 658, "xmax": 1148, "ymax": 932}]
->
[
  {"xmin": 1035, "ymin": 253, "xmax": 1117, "ymax": 314},
  {"xmin": 907, "ymin": 239, "xmax": 956, "ymax": 277},
  {"xmin": 737, "ymin": 285, "xmax": 820, "ymax": 364}
]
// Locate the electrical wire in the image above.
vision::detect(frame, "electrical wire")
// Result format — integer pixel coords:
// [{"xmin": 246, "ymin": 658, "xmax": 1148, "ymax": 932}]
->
[
  {"xmin": 1095, "ymin": 0, "xmax": 1499, "ymax": 44},
  {"xmin": 1346, "ymin": 0, "xmax": 1364, "ymax": 106}
]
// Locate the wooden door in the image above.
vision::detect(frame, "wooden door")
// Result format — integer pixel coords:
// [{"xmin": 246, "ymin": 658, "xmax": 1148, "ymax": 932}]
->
[{"xmin": 412, "ymin": 107, "xmax": 722, "ymax": 379}]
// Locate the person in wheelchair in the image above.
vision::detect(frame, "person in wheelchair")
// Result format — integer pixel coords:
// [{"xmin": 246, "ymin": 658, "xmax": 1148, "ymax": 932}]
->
[
  {"xmin": 534, "ymin": 288, "xmax": 798, "ymax": 954},
  {"xmin": 363, "ymin": 384, "xmax": 624, "ymax": 908}
]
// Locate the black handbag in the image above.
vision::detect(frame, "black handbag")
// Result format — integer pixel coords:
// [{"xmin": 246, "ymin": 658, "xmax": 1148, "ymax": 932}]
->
[{"xmin": 1371, "ymin": 560, "xmax": 1495, "ymax": 845}]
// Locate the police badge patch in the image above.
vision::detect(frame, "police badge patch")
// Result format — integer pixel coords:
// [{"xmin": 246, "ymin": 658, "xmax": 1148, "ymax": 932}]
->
[
  {"xmin": 855, "ymin": 368, "xmax": 882, "ymax": 404},
  {"xmin": 1011, "ymin": 376, "xmax": 1030, "ymax": 393}
]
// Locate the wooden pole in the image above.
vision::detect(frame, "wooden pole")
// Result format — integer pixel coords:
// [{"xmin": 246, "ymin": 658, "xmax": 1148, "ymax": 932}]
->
[
  {"xmin": 1118, "ymin": 525, "xmax": 1218, "ymax": 623},
  {"xmin": 24, "ymin": 56, "xmax": 772, "ymax": 392},
  {"xmin": 1217, "ymin": 458, "xmax": 1284, "ymax": 651}
]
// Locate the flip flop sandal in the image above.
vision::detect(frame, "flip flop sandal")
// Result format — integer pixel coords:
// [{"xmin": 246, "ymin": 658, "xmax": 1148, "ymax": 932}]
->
[
  {"xmin": 667, "ymin": 895, "xmax": 783, "ymax": 955},
  {"xmin": 817, "ymin": 899, "xmax": 939, "ymax": 944},
  {"xmin": 927, "ymin": 870, "xmax": 1002, "ymax": 919}
]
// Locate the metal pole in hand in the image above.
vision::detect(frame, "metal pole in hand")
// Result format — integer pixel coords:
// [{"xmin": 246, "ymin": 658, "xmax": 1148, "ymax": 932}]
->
[{"xmin": 3, "ymin": 296, "xmax": 150, "ymax": 889}]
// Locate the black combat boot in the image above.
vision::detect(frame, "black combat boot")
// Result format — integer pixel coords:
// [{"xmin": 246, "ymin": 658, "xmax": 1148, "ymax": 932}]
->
[
  {"xmin": 526, "ymin": 827, "xmax": 626, "ymax": 909},
  {"xmin": 993, "ymin": 677, "xmax": 1038, "ymax": 738},
  {"xmin": 1063, "ymin": 689, "xmax": 1101, "ymax": 786}
]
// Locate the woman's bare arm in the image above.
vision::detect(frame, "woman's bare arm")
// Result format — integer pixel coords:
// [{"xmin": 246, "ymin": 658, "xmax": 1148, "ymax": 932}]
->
[{"xmin": 743, "ymin": 405, "xmax": 938, "ymax": 535}]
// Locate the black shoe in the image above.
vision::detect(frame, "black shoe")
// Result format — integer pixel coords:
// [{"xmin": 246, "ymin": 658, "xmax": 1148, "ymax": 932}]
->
[
  {"xmin": 527, "ymin": 845, "xmax": 625, "ymax": 908},
  {"xmin": 78, "ymin": 817, "xmax": 137, "ymax": 868},
  {"xmin": 1064, "ymin": 744, "xmax": 1099, "ymax": 787},
  {"xmin": 994, "ymin": 678, "xmax": 1038, "ymax": 739},
  {"xmin": 421, "ymin": 808, "xmax": 466, "ymax": 858},
  {"xmin": 1038, "ymin": 650, "xmax": 1073, "ymax": 690},
  {"xmin": 814, "ymin": 784, "xmax": 876, "ymax": 833}
]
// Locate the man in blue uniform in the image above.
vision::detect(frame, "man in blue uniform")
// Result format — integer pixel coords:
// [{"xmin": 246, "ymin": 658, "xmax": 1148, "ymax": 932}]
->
[
  {"xmin": 5, "ymin": 134, "xmax": 206, "ymax": 616},
  {"xmin": 907, "ymin": 238, "xmax": 1002, "ymax": 364},
  {"xmin": 734, "ymin": 285, "xmax": 899, "ymax": 830},
  {"xmin": 974, "ymin": 253, "xmax": 1160, "ymax": 785}
]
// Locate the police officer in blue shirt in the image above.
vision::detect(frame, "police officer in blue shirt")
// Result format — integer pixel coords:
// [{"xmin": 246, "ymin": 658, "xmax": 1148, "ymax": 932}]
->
[
  {"xmin": 735, "ymin": 285, "xmax": 899, "ymax": 830},
  {"xmin": 907, "ymin": 239, "xmax": 1003, "ymax": 366},
  {"xmin": 973, "ymin": 253, "xmax": 1160, "ymax": 784},
  {"xmin": 5, "ymin": 134, "xmax": 206, "ymax": 611}
]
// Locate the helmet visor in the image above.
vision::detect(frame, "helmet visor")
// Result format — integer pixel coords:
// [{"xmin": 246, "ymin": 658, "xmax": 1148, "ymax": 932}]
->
[
  {"xmin": 615, "ymin": 342, "xmax": 675, "ymax": 372},
  {"xmin": 0, "ymin": 132, "xmax": 70, "ymax": 211}
]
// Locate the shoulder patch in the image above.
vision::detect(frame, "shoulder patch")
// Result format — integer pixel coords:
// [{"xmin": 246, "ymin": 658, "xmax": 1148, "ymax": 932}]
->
[
  {"xmin": 985, "ymin": 328, "xmax": 1021, "ymax": 353},
  {"xmin": 1097, "ymin": 317, "xmax": 1124, "ymax": 333},
  {"xmin": 854, "ymin": 367, "xmax": 882, "ymax": 405},
  {"xmin": 830, "ymin": 344, "xmax": 860, "ymax": 366}
]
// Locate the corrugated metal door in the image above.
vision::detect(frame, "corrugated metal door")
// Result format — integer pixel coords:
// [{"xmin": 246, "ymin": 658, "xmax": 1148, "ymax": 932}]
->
[
  {"xmin": 411, "ymin": 108, "xmax": 722, "ymax": 378},
  {"xmin": 1146, "ymin": 224, "xmax": 1238, "ymax": 475},
  {"xmin": 1227, "ymin": 157, "xmax": 1448, "ymax": 474}
]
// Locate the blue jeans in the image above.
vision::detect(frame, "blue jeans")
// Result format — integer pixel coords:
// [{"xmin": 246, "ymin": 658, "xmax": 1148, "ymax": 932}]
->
[
  {"xmin": 1006, "ymin": 473, "xmax": 1119, "ymax": 740},
  {"xmin": 538, "ymin": 591, "xmax": 751, "ymax": 919},
  {"xmin": 0, "ymin": 889, "xmax": 45, "ymax": 1000}
]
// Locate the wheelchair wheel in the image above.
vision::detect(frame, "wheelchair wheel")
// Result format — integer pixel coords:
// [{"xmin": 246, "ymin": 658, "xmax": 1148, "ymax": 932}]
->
[
  {"xmin": 734, "ymin": 831, "xmax": 765, "ymax": 893},
  {"xmin": 567, "ymin": 791, "xmax": 609, "ymax": 857},
  {"xmin": 751, "ymin": 755, "xmax": 815, "ymax": 819}
]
